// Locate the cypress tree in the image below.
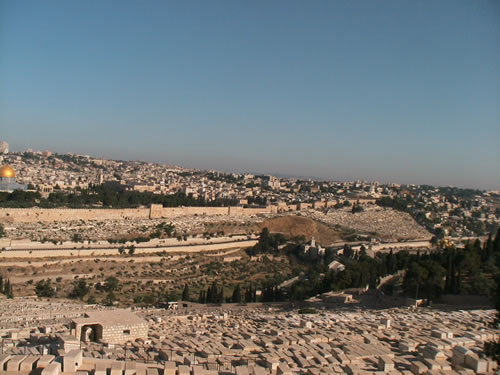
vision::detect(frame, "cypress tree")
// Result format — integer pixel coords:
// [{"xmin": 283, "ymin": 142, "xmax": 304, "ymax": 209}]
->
[
  {"xmin": 494, "ymin": 228, "xmax": 500, "ymax": 254},
  {"xmin": 387, "ymin": 250, "xmax": 395, "ymax": 274},
  {"xmin": 444, "ymin": 248, "xmax": 454, "ymax": 293},
  {"xmin": 5, "ymin": 279, "xmax": 13, "ymax": 298},
  {"xmin": 206, "ymin": 285, "xmax": 213, "ymax": 304},
  {"xmin": 473, "ymin": 239, "xmax": 482, "ymax": 254},
  {"xmin": 182, "ymin": 284, "xmax": 189, "ymax": 301},
  {"xmin": 3, "ymin": 279, "xmax": 9, "ymax": 295},
  {"xmin": 232, "ymin": 284, "xmax": 241, "ymax": 303},
  {"xmin": 217, "ymin": 286, "xmax": 224, "ymax": 304},
  {"xmin": 484, "ymin": 233, "xmax": 493, "ymax": 261}
]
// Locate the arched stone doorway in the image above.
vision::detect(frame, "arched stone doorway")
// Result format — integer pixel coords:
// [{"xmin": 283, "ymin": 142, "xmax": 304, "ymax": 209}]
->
[{"xmin": 80, "ymin": 324, "xmax": 103, "ymax": 343}]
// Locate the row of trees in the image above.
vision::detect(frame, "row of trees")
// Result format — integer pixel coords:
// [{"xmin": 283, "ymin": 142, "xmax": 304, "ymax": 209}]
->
[
  {"xmin": 245, "ymin": 228, "xmax": 287, "ymax": 256},
  {"xmin": 194, "ymin": 282, "xmax": 258, "ymax": 304},
  {"xmin": 251, "ymin": 228, "xmax": 500, "ymax": 303},
  {"xmin": 34, "ymin": 276, "xmax": 119, "ymax": 306},
  {"xmin": 0, "ymin": 183, "xmax": 237, "ymax": 208}
]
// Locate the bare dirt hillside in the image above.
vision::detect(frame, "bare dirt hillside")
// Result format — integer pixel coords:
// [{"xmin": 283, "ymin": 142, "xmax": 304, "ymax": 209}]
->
[{"xmin": 257, "ymin": 215, "xmax": 342, "ymax": 245}]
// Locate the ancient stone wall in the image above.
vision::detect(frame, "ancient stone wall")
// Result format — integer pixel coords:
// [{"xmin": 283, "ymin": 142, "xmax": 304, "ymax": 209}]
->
[
  {"xmin": 0, "ymin": 207, "xmax": 148, "ymax": 224},
  {"xmin": 0, "ymin": 204, "xmax": 280, "ymax": 223},
  {"xmin": 0, "ymin": 201, "xmax": 317, "ymax": 224}
]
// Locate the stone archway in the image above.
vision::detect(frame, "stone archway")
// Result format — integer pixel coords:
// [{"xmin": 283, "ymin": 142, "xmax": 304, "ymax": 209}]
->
[{"xmin": 81, "ymin": 324, "xmax": 103, "ymax": 343}]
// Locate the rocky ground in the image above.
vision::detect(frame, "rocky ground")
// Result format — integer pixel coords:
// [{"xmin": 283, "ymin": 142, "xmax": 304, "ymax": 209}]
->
[
  {"xmin": 304, "ymin": 206, "xmax": 431, "ymax": 241},
  {"xmin": 3, "ymin": 214, "xmax": 271, "ymax": 242}
]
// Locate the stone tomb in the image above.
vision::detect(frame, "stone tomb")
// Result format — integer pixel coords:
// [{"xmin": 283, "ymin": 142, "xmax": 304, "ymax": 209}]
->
[{"xmin": 72, "ymin": 310, "xmax": 148, "ymax": 345}]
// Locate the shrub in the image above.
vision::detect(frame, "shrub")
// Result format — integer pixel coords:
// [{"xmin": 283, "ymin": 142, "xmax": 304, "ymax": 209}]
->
[{"xmin": 298, "ymin": 307, "xmax": 317, "ymax": 314}]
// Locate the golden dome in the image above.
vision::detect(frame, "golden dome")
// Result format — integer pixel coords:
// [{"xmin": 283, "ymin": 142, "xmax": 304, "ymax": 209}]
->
[{"xmin": 0, "ymin": 165, "xmax": 16, "ymax": 178}]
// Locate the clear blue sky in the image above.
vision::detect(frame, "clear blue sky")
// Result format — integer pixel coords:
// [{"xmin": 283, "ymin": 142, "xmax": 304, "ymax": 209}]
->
[{"xmin": 1, "ymin": 1, "xmax": 499, "ymax": 189}]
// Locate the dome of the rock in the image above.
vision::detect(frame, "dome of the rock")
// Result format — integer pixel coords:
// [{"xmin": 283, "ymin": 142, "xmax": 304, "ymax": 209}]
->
[{"xmin": 0, "ymin": 165, "xmax": 15, "ymax": 178}]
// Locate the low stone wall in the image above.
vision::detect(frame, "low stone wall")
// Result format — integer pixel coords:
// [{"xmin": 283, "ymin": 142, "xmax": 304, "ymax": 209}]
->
[
  {"xmin": 371, "ymin": 240, "xmax": 431, "ymax": 252},
  {"xmin": 0, "ymin": 239, "xmax": 258, "ymax": 258}
]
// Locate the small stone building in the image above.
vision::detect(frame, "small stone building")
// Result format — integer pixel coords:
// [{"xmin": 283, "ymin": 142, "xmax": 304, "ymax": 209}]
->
[{"xmin": 71, "ymin": 310, "xmax": 148, "ymax": 344}]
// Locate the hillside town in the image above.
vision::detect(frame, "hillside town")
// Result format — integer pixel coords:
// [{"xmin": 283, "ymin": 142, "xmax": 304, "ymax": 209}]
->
[{"xmin": 1, "ymin": 143, "xmax": 499, "ymax": 242}]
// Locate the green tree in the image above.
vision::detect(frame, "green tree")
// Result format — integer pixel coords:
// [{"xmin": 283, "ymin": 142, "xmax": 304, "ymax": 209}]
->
[
  {"xmin": 70, "ymin": 280, "xmax": 90, "ymax": 300},
  {"xmin": 217, "ymin": 286, "xmax": 224, "ymax": 304},
  {"xmin": 128, "ymin": 245, "xmax": 136, "ymax": 255},
  {"xmin": 386, "ymin": 250, "xmax": 396, "ymax": 274},
  {"xmin": 231, "ymin": 284, "xmax": 242, "ymax": 303},
  {"xmin": 87, "ymin": 295, "xmax": 97, "ymax": 304},
  {"xmin": 35, "ymin": 279, "xmax": 56, "ymax": 297},
  {"xmin": 198, "ymin": 289, "xmax": 206, "ymax": 304},
  {"xmin": 403, "ymin": 260, "xmax": 445, "ymax": 301},
  {"xmin": 403, "ymin": 262, "xmax": 428, "ymax": 300},
  {"xmin": 103, "ymin": 276, "xmax": 119, "ymax": 292},
  {"xmin": 105, "ymin": 291, "xmax": 116, "ymax": 306},
  {"xmin": 182, "ymin": 284, "xmax": 190, "ymax": 301},
  {"xmin": 3, "ymin": 278, "xmax": 13, "ymax": 298},
  {"xmin": 485, "ymin": 274, "xmax": 500, "ymax": 362},
  {"xmin": 343, "ymin": 244, "xmax": 354, "ymax": 258},
  {"xmin": 206, "ymin": 284, "xmax": 213, "ymax": 304},
  {"xmin": 260, "ymin": 228, "xmax": 270, "ymax": 249},
  {"xmin": 422, "ymin": 260, "xmax": 445, "ymax": 300}
]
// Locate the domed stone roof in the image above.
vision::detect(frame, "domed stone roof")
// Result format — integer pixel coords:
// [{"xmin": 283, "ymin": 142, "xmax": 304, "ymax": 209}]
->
[{"xmin": 0, "ymin": 165, "xmax": 16, "ymax": 178}]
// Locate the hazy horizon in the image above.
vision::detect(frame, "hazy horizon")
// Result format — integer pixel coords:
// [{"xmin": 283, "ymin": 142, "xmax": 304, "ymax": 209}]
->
[
  {"xmin": 2, "ymin": 143, "xmax": 496, "ymax": 191},
  {"xmin": 1, "ymin": 1, "xmax": 499, "ymax": 190}
]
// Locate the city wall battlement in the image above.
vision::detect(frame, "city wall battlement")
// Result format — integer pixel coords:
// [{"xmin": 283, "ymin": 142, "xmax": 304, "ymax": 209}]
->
[{"xmin": 0, "ymin": 205, "xmax": 279, "ymax": 223}]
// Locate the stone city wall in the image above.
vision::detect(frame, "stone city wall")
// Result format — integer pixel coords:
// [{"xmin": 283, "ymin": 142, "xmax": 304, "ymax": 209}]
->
[
  {"xmin": 0, "ymin": 207, "xmax": 148, "ymax": 224},
  {"xmin": 150, "ymin": 205, "xmax": 278, "ymax": 219},
  {"xmin": 0, "ymin": 199, "xmax": 373, "ymax": 224},
  {"xmin": 0, "ymin": 205, "xmax": 280, "ymax": 223}
]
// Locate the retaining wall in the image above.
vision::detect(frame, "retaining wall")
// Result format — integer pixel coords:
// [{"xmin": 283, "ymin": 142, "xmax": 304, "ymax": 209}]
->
[{"xmin": 0, "ymin": 239, "xmax": 258, "ymax": 258}]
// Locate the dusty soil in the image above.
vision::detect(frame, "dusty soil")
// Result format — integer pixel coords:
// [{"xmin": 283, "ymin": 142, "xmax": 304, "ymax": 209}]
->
[{"xmin": 256, "ymin": 215, "xmax": 342, "ymax": 245}]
